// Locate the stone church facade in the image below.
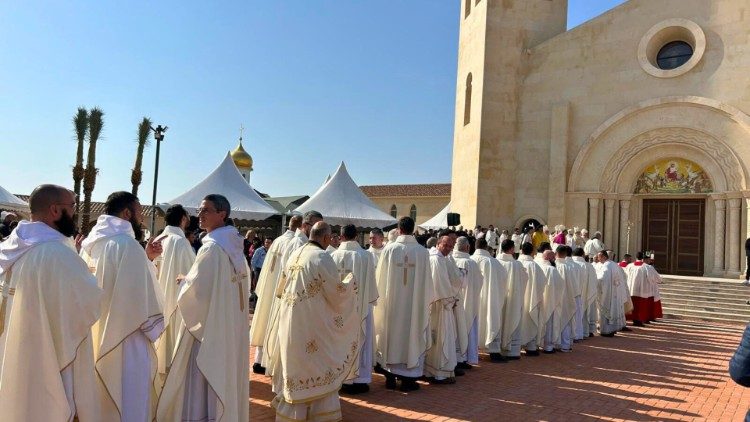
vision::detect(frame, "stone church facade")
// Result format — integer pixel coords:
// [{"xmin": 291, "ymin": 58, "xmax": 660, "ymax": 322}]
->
[{"xmin": 450, "ymin": 0, "xmax": 750, "ymax": 276}]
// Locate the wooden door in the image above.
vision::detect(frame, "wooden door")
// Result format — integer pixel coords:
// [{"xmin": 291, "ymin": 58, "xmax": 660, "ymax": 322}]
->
[{"xmin": 642, "ymin": 199, "xmax": 705, "ymax": 276}]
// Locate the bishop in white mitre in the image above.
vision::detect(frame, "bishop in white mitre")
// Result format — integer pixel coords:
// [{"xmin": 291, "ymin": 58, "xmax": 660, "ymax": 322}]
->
[
  {"xmin": 249, "ymin": 215, "xmax": 301, "ymax": 374},
  {"xmin": 572, "ymin": 247, "xmax": 599, "ymax": 338},
  {"xmin": 538, "ymin": 251, "xmax": 565, "ymax": 353},
  {"xmin": 157, "ymin": 195, "xmax": 249, "ymax": 422},
  {"xmin": 497, "ymin": 240, "xmax": 528, "ymax": 359},
  {"xmin": 0, "ymin": 185, "xmax": 103, "ymax": 421},
  {"xmin": 595, "ymin": 251, "xmax": 628, "ymax": 337},
  {"xmin": 452, "ymin": 236, "xmax": 483, "ymax": 367},
  {"xmin": 331, "ymin": 224, "xmax": 379, "ymax": 394},
  {"xmin": 153, "ymin": 204, "xmax": 196, "ymax": 384},
  {"xmin": 517, "ymin": 242, "xmax": 545, "ymax": 356},
  {"xmin": 80, "ymin": 192, "xmax": 164, "ymax": 422},
  {"xmin": 373, "ymin": 217, "xmax": 433, "ymax": 392},
  {"xmin": 271, "ymin": 222, "xmax": 359, "ymax": 421},
  {"xmin": 264, "ymin": 211, "xmax": 323, "ymax": 383},
  {"xmin": 471, "ymin": 237, "xmax": 507, "ymax": 362}
]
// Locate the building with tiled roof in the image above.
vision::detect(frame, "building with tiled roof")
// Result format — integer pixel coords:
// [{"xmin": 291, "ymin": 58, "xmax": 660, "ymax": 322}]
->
[{"xmin": 359, "ymin": 184, "xmax": 450, "ymax": 225}]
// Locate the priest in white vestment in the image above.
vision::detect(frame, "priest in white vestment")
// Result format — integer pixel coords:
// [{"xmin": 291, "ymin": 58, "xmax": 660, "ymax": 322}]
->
[
  {"xmin": 80, "ymin": 191, "xmax": 164, "ymax": 422},
  {"xmin": 471, "ymin": 238, "xmax": 508, "ymax": 362},
  {"xmin": 249, "ymin": 215, "xmax": 302, "ymax": 374},
  {"xmin": 265, "ymin": 211, "xmax": 324, "ymax": 380},
  {"xmin": 157, "ymin": 194, "xmax": 249, "ymax": 422},
  {"xmin": 368, "ymin": 228, "xmax": 385, "ymax": 268},
  {"xmin": 497, "ymin": 240, "xmax": 527, "ymax": 359},
  {"xmin": 271, "ymin": 222, "xmax": 359, "ymax": 421},
  {"xmin": 153, "ymin": 204, "xmax": 196, "ymax": 385},
  {"xmin": 538, "ymin": 251, "xmax": 564, "ymax": 353},
  {"xmin": 452, "ymin": 236, "xmax": 483, "ymax": 367},
  {"xmin": 595, "ymin": 251, "xmax": 627, "ymax": 337},
  {"xmin": 572, "ymin": 247, "xmax": 598, "ymax": 338},
  {"xmin": 584, "ymin": 232, "xmax": 605, "ymax": 259},
  {"xmin": 331, "ymin": 224, "xmax": 379, "ymax": 395},
  {"xmin": 373, "ymin": 217, "xmax": 434, "ymax": 392},
  {"xmin": 644, "ymin": 256, "xmax": 663, "ymax": 321},
  {"xmin": 562, "ymin": 246, "xmax": 585, "ymax": 342},
  {"xmin": 553, "ymin": 246, "xmax": 578, "ymax": 352},
  {"xmin": 0, "ymin": 185, "xmax": 103, "ymax": 421},
  {"xmin": 426, "ymin": 234, "xmax": 463, "ymax": 383},
  {"xmin": 517, "ymin": 242, "xmax": 545, "ymax": 356}
]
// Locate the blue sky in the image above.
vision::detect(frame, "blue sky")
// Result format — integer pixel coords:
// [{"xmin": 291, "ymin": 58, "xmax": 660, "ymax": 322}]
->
[{"xmin": 0, "ymin": 0, "xmax": 627, "ymax": 202}]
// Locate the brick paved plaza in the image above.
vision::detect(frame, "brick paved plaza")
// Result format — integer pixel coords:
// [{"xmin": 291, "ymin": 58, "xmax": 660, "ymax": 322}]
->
[{"xmin": 250, "ymin": 320, "xmax": 750, "ymax": 421}]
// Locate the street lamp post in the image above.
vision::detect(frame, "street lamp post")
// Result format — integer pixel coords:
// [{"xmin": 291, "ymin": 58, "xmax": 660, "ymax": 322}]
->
[{"xmin": 150, "ymin": 124, "xmax": 168, "ymax": 236}]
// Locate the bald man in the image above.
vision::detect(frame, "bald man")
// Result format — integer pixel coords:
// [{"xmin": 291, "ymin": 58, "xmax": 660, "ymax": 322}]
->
[
  {"xmin": 0, "ymin": 185, "xmax": 103, "ymax": 421},
  {"xmin": 271, "ymin": 222, "xmax": 359, "ymax": 421}
]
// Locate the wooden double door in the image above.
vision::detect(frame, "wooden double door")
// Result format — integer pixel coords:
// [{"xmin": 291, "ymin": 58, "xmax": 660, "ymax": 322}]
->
[{"xmin": 641, "ymin": 199, "xmax": 705, "ymax": 276}]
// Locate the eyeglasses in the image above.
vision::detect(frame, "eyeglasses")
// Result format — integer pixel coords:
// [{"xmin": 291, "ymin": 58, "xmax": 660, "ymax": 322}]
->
[{"xmin": 197, "ymin": 208, "xmax": 217, "ymax": 215}]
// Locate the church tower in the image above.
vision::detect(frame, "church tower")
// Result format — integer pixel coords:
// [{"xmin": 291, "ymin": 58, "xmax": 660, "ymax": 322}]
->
[
  {"xmin": 450, "ymin": 0, "xmax": 568, "ymax": 228},
  {"xmin": 231, "ymin": 135, "xmax": 253, "ymax": 184}
]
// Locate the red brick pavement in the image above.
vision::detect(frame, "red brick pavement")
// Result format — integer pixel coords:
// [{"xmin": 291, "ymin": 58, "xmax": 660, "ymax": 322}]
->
[{"xmin": 250, "ymin": 320, "xmax": 750, "ymax": 421}]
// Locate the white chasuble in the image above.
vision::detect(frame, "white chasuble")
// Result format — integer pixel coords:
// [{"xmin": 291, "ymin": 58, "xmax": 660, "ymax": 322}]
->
[
  {"xmin": 425, "ymin": 250, "xmax": 463, "ymax": 378},
  {"xmin": 154, "ymin": 226, "xmax": 196, "ymax": 379},
  {"xmin": 373, "ymin": 235, "xmax": 434, "ymax": 373},
  {"xmin": 554, "ymin": 259, "xmax": 578, "ymax": 336},
  {"xmin": 497, "ymin": 254, "xmax": 527, "ymax": 351},
  {"xmin": 156, "ymin": 225, "xmax": 249, "ymax": 422},
  {"xmin": 249, "ymin": 230, "xmax": 294, "ymax": 348},
  {"xmin": 369, "ymin": 246, "xmax": 384, "ymax": 269},
  {"xmin": 538, "ymin": 259, "xmax": 565, "ymax": 345},
  {"xmin": 517, "ymin": 255, "xmax": 546, "ymax": 345},
  {"xmin": 80, "ymin": 215, "xmax": 164, "ymax": 422},
  {"xmin": 451, "ymin": 251, "xmax": 483, "ymax": 348},
  {"xmin": 274, "ymin": 242, "xmax": 359, "ymax": 403},
  {"xmin": 471, "ymin": 249, "xmax": 507, "ymax": 350},
  {"xmin": 0, "ymin": 221, "xmax": 102, "ymax": 421},
  {"xmin": 595, "ymin": 261, "xmax": 627, "ymax": 332},
  {"xmin": 573, "ymin": 257, "xmax": 599, "ymax": 321},
  {"xmin": 331, "ymin": 241, "xmax": 379, "ymax": 381}
]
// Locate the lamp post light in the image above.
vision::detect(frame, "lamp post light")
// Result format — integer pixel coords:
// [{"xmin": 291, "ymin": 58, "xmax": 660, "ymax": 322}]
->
[{"xmin": 150, "ymin": 124, "xmax": 168, "ymax": 236}]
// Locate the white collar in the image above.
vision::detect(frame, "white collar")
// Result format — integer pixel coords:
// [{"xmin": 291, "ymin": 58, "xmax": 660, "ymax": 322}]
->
[
  {"xmin": 158, "ymin": 225, "xmax": 185, "ymax": 240},
  {"xmin": 338, "ymin": 240, "xmax": 362, "ymax": 251},
  {"xmin": 499, "ymin": 253, "xmax": 515, "ymax": 261},
  {"xmin": 572, "ymin": 256, "xmax": 586, "ymax": 262},
  {"xmin": 0, "ymin": 221, "xmax": 67, "ymax": 275},
  {"xmin": 452, "ymin": 250, "xmax": 470, "ymax": 259},
  {"xmin": 81, "ymin": 215, "xmax": 135, "ymax": 253},
  {"xmin": 472, "ymin": 249, "xmax": 492, "ymax": 258},
  {"xmin": 518, "ymin": 254, "xmax": 534, "ymax": 262},
  {"xmin": 294, "ymin": 229, "xmax": 309, "ymax": 241},
  {"xmin": 203, "ymin": 226, "xmax": 246, "ymax": 275},
  {"xmin": 396, "ymin": 235, "xmax": 417, "ymax": 244}
]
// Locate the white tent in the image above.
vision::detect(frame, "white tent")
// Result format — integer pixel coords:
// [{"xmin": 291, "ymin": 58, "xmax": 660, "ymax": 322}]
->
[
  {"xmin": 166, "ymin": 153, "xmax": 277, "ymax": 221},
  {"xmin": 295, "ymin": 162, "xmax": 397, "ymax": 228},
  {"xmin": 0, "ymin": 184, "xmax": 29, "ymax": 213},
  {"xmin": 419, "ymin": 202, "xmax": 451, "ymax": 230}
]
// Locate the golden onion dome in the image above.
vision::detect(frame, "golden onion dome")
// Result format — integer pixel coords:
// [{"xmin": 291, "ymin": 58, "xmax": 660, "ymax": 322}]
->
[{"xmin": 231, "ymin": 140, "xmax": 253, "ymax": 170}]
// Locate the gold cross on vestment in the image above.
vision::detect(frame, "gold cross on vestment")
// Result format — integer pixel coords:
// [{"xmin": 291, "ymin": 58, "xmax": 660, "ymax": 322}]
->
[
  {"xmin": 396, "ymin": 254, "xmax": 416, "ymax": 286},
  {"xmin": 231, "ymin": 273, "xmax": 246, "ymax": 312},
  {"xmin": 337, "ymin": 261, "xmax": 351, "ymax": 282},
  {"xmin": 268, "ymin": 249, "xmax": 282, "ymax": 272}
]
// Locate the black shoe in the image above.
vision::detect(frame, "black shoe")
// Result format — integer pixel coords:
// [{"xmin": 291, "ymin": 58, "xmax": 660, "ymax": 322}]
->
[
  {"xmin": 589, "ymin": 333, "xmax": 595, "ymax": 338},
  {"xmin": 252, "ymin": 363, "xmax": 266, "ymax": 375},
  {"xmin": 454, "ymin": 368, "xmax": 465, "ymax": 376},
  {"xmin": 601, "ymin": 332, "xmax": 616, "ymax": 337},
  {"xmin": 505, "ymin": 355, "xmax": 521, "ymax": 361},
  {"xmin": 633, "ymin": 320, "xmax": 644, "ymax": 327},
  {"xmin": 340, "ymin": 384, "xmax": 356, "ymax": 395},
  {"xmin": 543, "ymin": 349, "xmax": 556, "ymax": 354},
  {"xmin": 429, "ymin": 377, "xmax": 455, "ymax": 385},
  {"xmin": 621, "ymin": 326, "xmax": 632, "ymax": 332},
  {"xmin": 400, "ymin": 378, "xmax": 421, "ymax": 391},
  {"xmin": 456, "ymin": 361, "xmax": 473, "ymax": 370},
  {"xmin": 489, "ymin": 353, "xmax": 507, "ymax": 363},
  {"xmin": 373, "ymin": 363, "xmax": 386, "ymax": 375},
  {"xmin": 385, "ymin": 376, "xmax": 397, "ymax": 390},
  {"xmin": 525, "ymin": 350, "xmax": 540, "ymax": 357}
]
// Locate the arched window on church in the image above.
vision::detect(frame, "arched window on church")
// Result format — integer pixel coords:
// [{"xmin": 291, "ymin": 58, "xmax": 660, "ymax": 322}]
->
[
  {"xmin": 409, "ymin": 204, "xmax": 417, "ymax": 221},
  {"xmin": 464, "ymin": 0, "xmax": 471, "ymax": 18},
  {"xmin": 464, "ymin": 73, "xmax": 472, "ymax": 126},
  {"xmin": 390, "ymin": 204, "xmax": 397, "ymax": 218}
]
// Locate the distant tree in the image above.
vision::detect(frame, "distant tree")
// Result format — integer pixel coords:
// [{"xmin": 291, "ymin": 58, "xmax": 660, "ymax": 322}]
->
[
  {"xmin": 81, "ymin": 107, "xmax": 104, "ymax": 233},
  {"xmin": 72, "ymin": 107, "xmax": 88, "ymax": 226},
  {"xmin": 131, "ymin": 117, "xmax": 152, "ymax": 196}
]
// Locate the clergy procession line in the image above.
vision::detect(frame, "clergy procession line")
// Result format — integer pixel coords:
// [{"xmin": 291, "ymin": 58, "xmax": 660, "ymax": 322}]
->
[
  {"xmin": 0, "ymin": 184, "xmax": 666, "ymax": 422},
  {"xmin": 251, "ymin": 215, "xmax": 666, "ymax": 421}
]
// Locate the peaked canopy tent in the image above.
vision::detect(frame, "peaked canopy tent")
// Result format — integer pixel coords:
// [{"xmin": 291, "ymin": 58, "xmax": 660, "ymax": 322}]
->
[
  {"xmin": 0, "ymin": 184, "xmax": 29, "ymax": 213},
  {"xmin": 294, "ymin": 162, "xmax": 397, "ymax": 229},
  {"xmin": 165, "ymin": 153, "xmax": 278, "ymax": 221},
  {"xmin": 419, "ymin": 202, "xmax": 451, "ymax": 230}
]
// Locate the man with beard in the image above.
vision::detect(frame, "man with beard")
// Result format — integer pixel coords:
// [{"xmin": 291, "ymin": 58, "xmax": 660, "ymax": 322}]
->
[
  {"xmin": 157, "ymin": 194, "xmax": 249, "ymax": 422},
  {"xmin": 80, "ymin": 191, "xmax": 164, "ymax": 422},
  {"xmin": 153, "ymin": 204, "xmax": 196, "ymax": 387},
  {"xmin": 0, "ymin": 185, "xmax": 102, "ymax": 421}
]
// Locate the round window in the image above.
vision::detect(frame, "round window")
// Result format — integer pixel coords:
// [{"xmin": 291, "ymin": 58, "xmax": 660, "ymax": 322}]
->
[{"xmin": 656, "ymin": 41, "xmax": 694, "ymax": 70}]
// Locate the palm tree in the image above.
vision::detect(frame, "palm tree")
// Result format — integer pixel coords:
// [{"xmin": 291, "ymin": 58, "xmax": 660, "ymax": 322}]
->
[
  {"xmin": 131, "ymin": 117, "xmax": 152, "ymax": 196},
  {"xmin": 72, "ymin": 107, "xmax": 88, "ymax": 226},
  {"xmin": 81, "ymin": 107, "xmax": 104, "ymax": 234}
]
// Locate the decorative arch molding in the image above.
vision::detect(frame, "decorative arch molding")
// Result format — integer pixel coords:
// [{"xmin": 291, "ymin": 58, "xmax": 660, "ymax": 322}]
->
[
  {"xmin": 598, "ymin": 127, "xmax": 744, "ymax": 193},
  {"xmin": 514, "ymin": 214, "xmax": 546, "ymax": 230},
  {"xmin": 569, "ymin": 96, "xmax": 750, "ymax": 192}
]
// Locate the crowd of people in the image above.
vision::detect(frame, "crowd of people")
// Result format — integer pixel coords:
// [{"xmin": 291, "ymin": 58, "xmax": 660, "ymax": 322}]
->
[
  {"xmin": 0, "ymin": 184, "xmax": 665, "ymax": 421},
  {"xmin": 250, "ymin": 216, "xmax": 666, "ymax": 421}
]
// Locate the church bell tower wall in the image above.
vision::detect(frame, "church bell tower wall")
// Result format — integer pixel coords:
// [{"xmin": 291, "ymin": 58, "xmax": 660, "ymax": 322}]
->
[{"xmin": 450, "ymin": 0, "xmax": 568, "ymax": 228}]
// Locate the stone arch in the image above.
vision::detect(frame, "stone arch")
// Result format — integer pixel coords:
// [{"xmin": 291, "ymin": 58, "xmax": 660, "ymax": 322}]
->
[
  {"xmin": 514, "ymin": 214, "xmax": 546, "ymax": 231},
  {"xmin": 569, "ymin": 96, "xmax": 750, "ymax": 192}
]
